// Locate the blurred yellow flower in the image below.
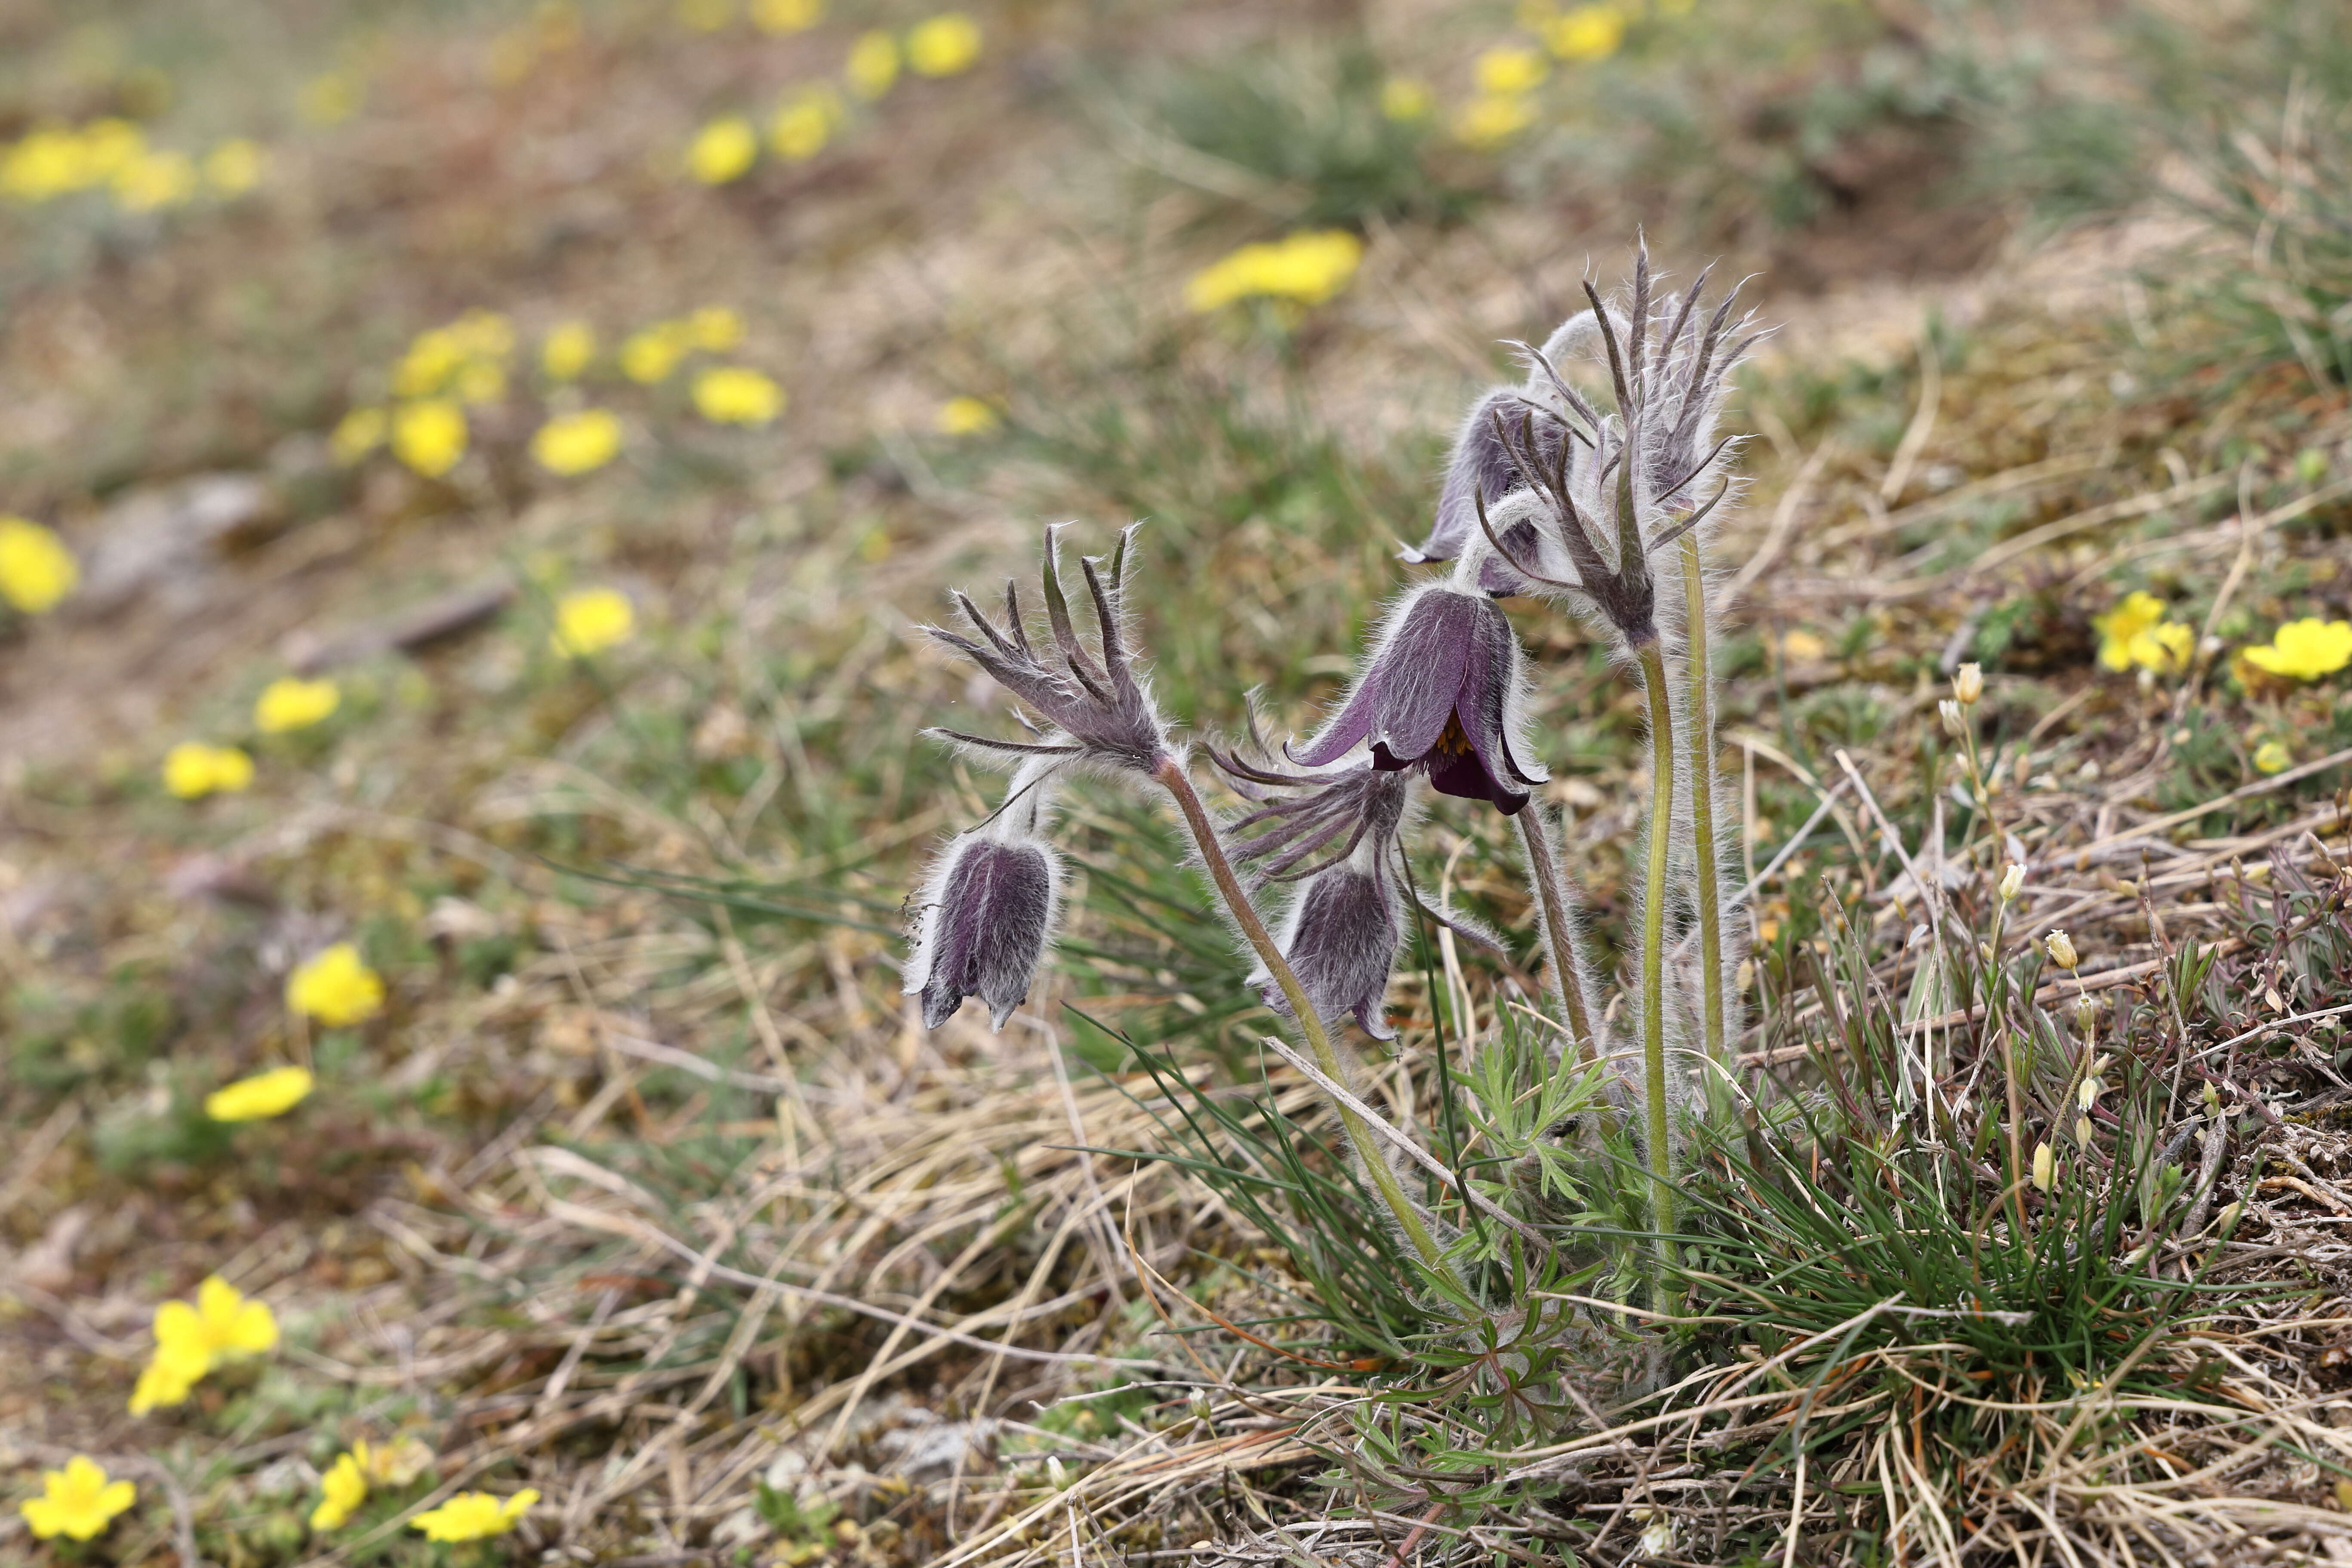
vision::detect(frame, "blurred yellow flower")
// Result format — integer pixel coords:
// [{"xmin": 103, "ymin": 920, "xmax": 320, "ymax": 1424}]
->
[
  {"xmin": 533, "ymin": 409, "xmax": 625, "ymax": 475},
  {"xmin": 687, "ymin": 117, "xmax": 758, "ymax": 184},
  {"xmin": 0, "ymin": 515, "xmax": 79, "ymax": 613},
  {"xmin": 1, "ymin": 126, "xmax": 93, "ymax": 200},
  {"xmin": 255, "ymin": 676, "xmax": 341, "ymax": 733},
  {"xmin": 114, "ymin": 148, "xmax": 196, "ymax": 211},
  {"xmin": 81, "ymin": 119, "xmax": 148, "ymax": 179},
  {"xmin": 130, "ymin": 1275, "xmax": 280, "ymax": 1411},
  {"xmin": 412, "ymin": 1489, "xmax": 539, "ymax": 1543},
  {"xmin": 1545, "ymin": 5, "xmax": 1625, "ymax": 61},
  {"xmin": 449, "ymin": 310, "xmax": 516, "ymax": 359},
  {"xmin": 751, "ymin": 0, "xmax": 823, "ymax": 31},
  {"xmin": 553, "ymin": 587, "xmax": 635, "ymax": 656},
  {"xmin": 299, "ymin": 72, "xmax": 361, "ymax": 125},
  {"xmin": 453, "ymin": 360, "xmax": 507, "ymax": 406},
  {"xmin": 2253, "ymin": 739, "xmax": 2292, "ymax": 774},
  {"xmin": 288, "ymin": 943, "xmax": 386, "ymax": 1027},
  {"xmin": 204, "ymin": 138, "xmax": 265, "ymax": 194},
  {"xmin": 2243, "ymin": 617, "xmax": 2352, "ymax": 680},
  {"xmin": 330, "ymin": 406, "xmax": 386, "ymax": 464},
  {"xmin": 392, "ymin": 400, "xmax": 468, "ymax": 477},
  {"xmin": 677, "ymin": 0, "xmax": 734, "ymax": 29},
  {"xmin": 906, "ymin": 13, "xmax": 982, "ymax": 77},
  {"xmin": 1453, "ymin": 93, "xmax": 1536, "ymax": 149},
  {"xmin": 621, "ymin": 323, "xmax": 690, "ymax": 383},
  {"xmin": 2092, "ymin": 591, "xmax": 2191, "ymax": 674},
  {"xmin": 1474, "ymin": 46, "xmax": 1549, "ymax": 96},
  {"xmin": 19, "ymin": 1457, "xmax": 135, "ymax": 1542},
  {"xmin": 542, "ymin": 320, "xmax": 596, "ymax": 380},
  {"xmin": 770, "ymin": 86, "xmax": 842, "ymax": 161},
  {"xmin": 847, "ymin": 31, "xmax": 901, "ymax": 99},
  {"xmin": 394, "ymin": 331, "xmax": 463, "ymax": 398},
  {"xmin": 1184, "ymin": 229, "xmax": 1364, "ymax": 312},
  {"xmin": 936, "ymin": 395, "xmax": 1000, "ymax": 435},
  {"xmin": 205, "ymin": 1065, "xmax": 316, "ymax": 1122},
  {"xmin": 363, "ymin": 1437, "xmax": 435, "ymax": 1487},
  {"xmin": 1380, "ymin": 77, "xmax": 1434, "ymax": 122},
  {"xmin": 310, "ymin": 1450, "xmax": 368, "ymax": 1531},
  {"xmin": 163, "ymin": 742, "xmax": 255, "ymax": 800},
  {"xmin": 687, "ymin": 305, "xmax": 743, "ymax": 351},
  {"xmin": 693, "ymin": 366, "xmax": 784, "ymax": 425},
  {"xmin": 129, "ymin": 1343, "xmax": 210, "ymax": 1414}
]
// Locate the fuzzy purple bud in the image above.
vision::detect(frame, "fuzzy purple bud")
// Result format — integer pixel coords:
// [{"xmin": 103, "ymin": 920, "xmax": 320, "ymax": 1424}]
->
[
  {"xmin": 1404, "ymin": 388, "xmax": 1562, "ymax": 572},
  {"xmin": 903, "ymin": 832, "xmax": 1061, "ymax": 1031},
  {"xmin": 1290, "ymin": 585, "xmax": 1547, "ymax": 814},
  {"xmin": 1263, "ymin": 864, "xmax": 1402, "ymax": 1041}
]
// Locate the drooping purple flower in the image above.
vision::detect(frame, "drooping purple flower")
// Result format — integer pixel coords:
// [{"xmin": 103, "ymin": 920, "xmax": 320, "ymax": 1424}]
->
[
  {"xmin": 1288, "ymin": 585, "xmax": 1547, "ymax": 815},
  {"xmin": 921, "ymin": 523, "xmax": 1167, "ymax": 774},
  {"xmin": 902, "ymin": 824, "xmax": 1062, "ymax": 1032},
  {"xmin": 1404, "ymin": 388, "xmax": 1561, "ymax": 570}
]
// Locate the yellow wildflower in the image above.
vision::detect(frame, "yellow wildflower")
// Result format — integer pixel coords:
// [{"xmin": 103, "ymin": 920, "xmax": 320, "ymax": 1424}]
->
[
  {"xmin": 299, "ymin": 72, "xmax": 361, "ymax": 125},
  {"xmin": 330, "ymin": 407, "xmax": 385, "ymax": 464},
  {"xmin": 0, "ymin": 515, "xmax": 79, "ymax": 613},
  {"xmin": 1453, "ymin": 93, "xmax": 1536, "ymax": 149},
  {"xmin": 770, "ymin": 86, "xmax": 841, "ymax": 161},
  {"xmin": 552, "ymin": 587, "xmax": 636, "ymax": 656},
  {"xmin": 393, "ymin": 329, "xmax": 465, "ymax": 398},
  {"xmin": 935, "ymin": 395, "xmax": 1000, "ymax": 435},
  {"xmin": 204, "ymin": 138, "xmax": 265, "ymax": 194},
  {"xmin": 2253, "ymin": 739, "xmax": 2292, "ymax": 775},
  {"xmin": 80, "ymin": 120, "xmax": 148, "ymax": 180},
  {"xmin": 310, "ymin": 1450, "xmax": 369, "ymax": 1531},
  {"xmin": 693, "ymin": 366, "xmax": 784, "ymax": 425},
  {"xmin": 2092, "ymin": 590, "xmax": 2192, "ymax": 674},
  {"xmin": 163, "ymin": 742, "xmax": 255, "ymax": 800},
  {"xmin": 687, "ymin": 305, "xmax": 743, "ymax": 351},
  {"xmin": 751, "ymin": 0, "xmax": 822, "ymax": 31},
  {"xmin": 542, "ymin": 320, "xmax": 596, "ymax": 380},
  {"xmin": 392, "ymin": 399, "xmax": 468, "ymax": 477},
  {"xmin": 19, "ymin": 1457, "xmax": 136, "ymax": 1542},
  {"xmin": 846, "ymin": 30, "xmax": 901, "ymax": 99},
  {"xmin": 1184, "ymin": 229, "xmax": 1364, "ymax": 312},
  {"xmin": 1, "ymin": 126, "xmax": 90, "ymax": 200},
  {"xmin": 532, "ymin": 409, "xmax": 625, "ymax": 475},
  {"xmin": 677, "ymin": 0, "xmax": 734, "ymax": 29},
  {"xmin": 2242, "ymin": 617, "xmax": 2352, "ymax": 681},
  {"xmin": 1544, "ymin": 4, "xmax": 1625, "ymax": 62},
  {"xmin": 412, "ymin": 1489, "xmax": 539, "ymax": 1543},
  {"xmin": 287, "ymin": 943, "xmax": 387, "ymax": 1027},
  {"xmin": 687, "ymin": 116, "xmax": 758, "ymax": 184},
  {"xmin": 129, "ymin": 1343, "xmax": 210, "ymax": 1414},
  {"xmin": 1474, "ymin": 46, "xmax": 1549, "ymax": 96},
  {"xmin": 114, "ymin": 148, "xmax": 197, "ymax": 211},
  {"xmin": 453, "ymin": 359, "xmax": 507, "ymax": 407},
  {"xmin": 1379, "ymin": 77, "xmax": 1434, "ymax": 123},
  {"xmin": 205, "ymin": 1066, "xmax": 316, "ymax": 1123},
  {"xmin": 448, "ymin": 310, "xmax": 515, "ymax": 360},
  {"xmin": 620, "ymin": 323, "xmax": 690, "ymax": 383},
  {"xmin": 131, "ymin": 1275, "xmax": 280, "ymax": 1412},
  {"xmin": 363, "ymin": 1437, "xmax": 435, "ymax": 1487},
  {"xmin": 255, "ymin": 676, "xmax": 341, "ymax": 733},
  {"xmin": 906, "ymin": 13, "xmax": 982, "ymax": 77}
]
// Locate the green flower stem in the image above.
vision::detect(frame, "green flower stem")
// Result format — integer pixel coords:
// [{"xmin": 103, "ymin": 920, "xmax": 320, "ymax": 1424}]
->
[
  {"xmin": 1155, "ymin": 757, "xmax": 1463, "ymax": 1290},
  {"xmin": 1678, "ymin": 534, "xmax": 1727, "ymax": 1064},
  {"xmin": 1632, "ymin": 639, "xmax": 1680, "ymax": 1297},
  {"xmin": 1515, "ymin": 810, "xmax": 1597, "ymax": 1064}
]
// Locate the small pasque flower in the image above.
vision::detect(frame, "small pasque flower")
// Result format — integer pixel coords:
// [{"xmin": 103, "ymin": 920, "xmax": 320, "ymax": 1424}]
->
[
  {"xmin": 551, "ymin": 587, "xmax": 635, "ymax": 656},
  {"xmin": 903, "ymin": 764, "xmax": 1062, "ymax": 1031},
  {"xmin": 287, "ymin": 943, "xmax": 386, "ymax": 1027},
  {"xmin": 411, "ymin": 1489, "xmax": 538, "ymax": 1542},
  {"xmin": 310, "ymin": 1448, "xmax": 368, "ymax": 1531},
  {"xmin": 1290, "ymin": 585, "xmax": 1548, "ymax": 814},
  {"xmin": 255, "ymin": 676, "xmax": 340, "ymax": 733},
  {"xmin": 205, "ymin": 1065, "xmax": 315, "ymax": 1122},
  {"xmin": 0, "ymin": 514, "xmax": 79, "ymax": 612},
  {"xmin": 20, "ymin": 1457, "xmax": 135, "ymax": 1541},
  {"xmin": 2242, "ymin": 617, "xmax": 2352, "ymax": 681}
]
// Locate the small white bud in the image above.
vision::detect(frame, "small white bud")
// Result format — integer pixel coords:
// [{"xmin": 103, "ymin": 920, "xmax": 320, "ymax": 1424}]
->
[
  {"xmin": 1047, "ymin": 1457, "xmax": 1071, "ymax": 1492},
  {"xmin": 1939, "ymin": 698, "xmax": 1965, "ymax": 738},
  {"xmin": 1998, "ymin": 862, "xmax": 2025, "ymax": 902},
  {"xmin": 1735, "ymin": 958, "xmax": 1755, "ymax": 994},
  {"xmin": 1977, "ymin": 940, "xmax": 1995, "ymax": 965},
  {"xmin": 2074, "ymin": 994, "xmax": 2099, "ymax": 1035},
  {"xmin": 2044, "ymin": 929, "xmax": 2079, "ymax": 970},
  {"xmin": 2032, "ymin": 1142, "xmax": 2054, "ymax": 1192},
  {"xmin": 2078, "ymin": 1076, "xmax": 2102, "ymax": 1110},
  {"xmin": 1954, "ymin": 662, "xmax": 1984, "ymax": 705},
  {"xmin": 2202, "ymin": 1082, "xmax": 2222, "ymax": 1114},
  {"xmin": 2075, "ymin": 1115, "xmax": 2095, "ymax": 1145}
]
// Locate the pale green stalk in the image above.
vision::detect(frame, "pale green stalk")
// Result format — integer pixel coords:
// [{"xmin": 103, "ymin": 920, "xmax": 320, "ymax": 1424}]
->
[
  {"xmin": 1632, "ymin": 640, "xmax": 1679, "ymax": 1296},
  {"xmin": 1515, "ymin": 810, "xmax": 1596, "ymax": 1063},
  {"xmin": 1155, "ymin": 758, "xmax": 1464, "ymax": 1291},
  {"xmin": 1678, "ymin": 534, "xmax": 1727, "ymax": 1064}
]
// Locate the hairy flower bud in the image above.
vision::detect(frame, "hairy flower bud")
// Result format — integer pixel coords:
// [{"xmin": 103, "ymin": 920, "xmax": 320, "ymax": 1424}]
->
[
  {"xmin": 1260, "ymin": 861, "xmax": 1403, "ymax": 1041},
  {"xmin": 1998, "ymin": 862, "xmax": 2024, "ymax": 902},
  {"xmin": 2045, "ymin": 929, "xmax": 2079, "ymax": 970},
  {"xmin": 1953, "ymin": 662, "xmax": 1983, "ymax": 705},
  {"xmin": 902, "ymin": 782, "xmax": 1063, "ymax": 1032},
  {"xmin": 1290, "ymin": 585, "xmax": 1547, "ymax": 814}
]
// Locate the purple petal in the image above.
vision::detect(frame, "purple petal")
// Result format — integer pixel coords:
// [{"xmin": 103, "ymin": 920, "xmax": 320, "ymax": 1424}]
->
[
  {"xmin": 1266, "ymin": 867, "xmax": 1401, "ymax": 1040},
  {"xmin": 919, "ymin": 838, "xmax": 1056, "ymax": 1030},
  {"xmin": 1290, "ymin": 668, "xmax": 1385, "ymax": 769},
  {"xmin": 1367, "ymin": 591, "xmax": 1476, "ymax": 767}
]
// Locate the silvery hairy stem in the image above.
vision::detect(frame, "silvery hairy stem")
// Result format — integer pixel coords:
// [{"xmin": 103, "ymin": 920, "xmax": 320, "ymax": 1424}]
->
[
  {"xmin": 1632, "ymin": 638, "xmax": 1680, "ymax": 1295},
  {"xmin": 1678, "ymin": 534, "xmax": 1727, "ymax": 1063}
]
